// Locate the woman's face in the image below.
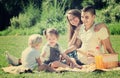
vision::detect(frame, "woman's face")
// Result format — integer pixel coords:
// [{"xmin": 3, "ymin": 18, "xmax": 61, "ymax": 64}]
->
[
  {"xmin": 67, "ymin": 14, "xmax": 80, "ymax": 26},
  {"xmin": 81, "ymin": 12, "xmax": 95, "ymax": 27}
]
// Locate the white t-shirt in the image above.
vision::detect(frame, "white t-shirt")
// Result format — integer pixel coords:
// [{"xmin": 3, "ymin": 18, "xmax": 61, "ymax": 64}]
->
[
  {"xmin": 77, "ymin": 24, "xmax": 109, "ymax": 64},
  {"xmin": 78, "ymin": 23, "xmax": 96, "ymax": 52},
  {"xmin": 88, "ymin": 27, "xmax": 109, "ymax": 52},
  {"xmin": 21, "ymin": 47, "xmax": 40, "ymax": 70}
]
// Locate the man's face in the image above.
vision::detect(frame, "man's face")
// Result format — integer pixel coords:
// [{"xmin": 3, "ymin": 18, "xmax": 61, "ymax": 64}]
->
[{"xmin": 81, "ymin": 12, "xmax": 95, "ymax": 27}]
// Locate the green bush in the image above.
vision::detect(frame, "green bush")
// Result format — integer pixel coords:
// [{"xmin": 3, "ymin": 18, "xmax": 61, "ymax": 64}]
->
[
  {"xmin": 0, "ymin": 27, "xmax": 13, "ymax": 36},
  {"xmin": 108, "ymin": 22, "xmax": 120, "ymax": 35},
  {"xmin": 36, "ymin": 19, "xmax": 67, "ymax": 35},
  {"xmin": 1, "ymin": 0, "xmax": 120, "ymax": 36},
  {"xmin": 37, "ymin": 0, "xmax": 67, "ymax": 34},
  {"xmin": 81, "ymin": 0, "xmax": 120, "ymax": 23},
  {"xmin": 98, "ymin": 4, "xmax": 120, "ymax": 23},
  {"xmin": 10, "ymin": 3, "xmax": 41, "ymax": 29}
]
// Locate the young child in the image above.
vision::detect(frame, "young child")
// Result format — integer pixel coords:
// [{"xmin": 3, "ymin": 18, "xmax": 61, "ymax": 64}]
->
[
  {"xmin": 6, "ymin": 34, "xmax": 55, "ymax": 73},
  {"xmin": 41, "ymin": 28, "xmax": 79, "ymax": 69}
]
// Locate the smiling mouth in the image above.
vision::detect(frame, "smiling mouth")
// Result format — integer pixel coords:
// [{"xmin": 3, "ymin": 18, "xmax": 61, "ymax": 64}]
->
[{"xmin": 50, "ymin": 42, "xmax": 54, "ymax": 44}]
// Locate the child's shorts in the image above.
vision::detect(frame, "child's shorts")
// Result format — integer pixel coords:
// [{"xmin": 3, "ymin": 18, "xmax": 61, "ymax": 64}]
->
[
  {"xmin": 67, "ymin": 50, "xmax": 84, "ymax": 65},
  {"xmin": 67, "ymin": 50, "xmax": 78, "ymax": 59}
]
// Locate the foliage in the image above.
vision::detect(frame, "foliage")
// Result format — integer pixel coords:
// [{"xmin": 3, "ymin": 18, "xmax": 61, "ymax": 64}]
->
[
  {"xmin": 10, "ymin": 3, "xmax": 41, "ymax": 29},
  {"xmin": 108, "ymin": 22, "xmax": 120, "ymax": 35},
  {"xmin": 0, "ymin": 0, "xmax": 120, "ymax": 35},
  {"xmin": 35, "ymin": 0, "xmax": 68, "ymax": 34},
  {"xmin": 81, "ymin": 0, "xmax": 120, "ymax": 23},
  {"xmin": 0, "ymin": 0, "xmax": 42, "ymax": 30}
]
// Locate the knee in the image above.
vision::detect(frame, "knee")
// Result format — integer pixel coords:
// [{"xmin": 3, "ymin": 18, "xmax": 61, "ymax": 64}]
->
[
  {"xmin": 50, "ymin": 61, "xmax": 59, "ymax": 68},
  {"xmin": 38, "ymin": 64, "xmax": 48, "ymax": 71}
]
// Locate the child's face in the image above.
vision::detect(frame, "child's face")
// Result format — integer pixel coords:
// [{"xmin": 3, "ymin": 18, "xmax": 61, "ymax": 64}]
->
[
  {"xmin": 81, "ymin": 12, "xmax": 95, "ymax": 27},
  {"xmin": 67, "ymin": 14, "xmax": 80, "ymax": 26},
  {"xmin": 46, "ymin": 34, "xmax": 58, "ymax": 47},
  {"xmin": 36, "ymin": 43, "xmax": 41, "ymax": 50}
]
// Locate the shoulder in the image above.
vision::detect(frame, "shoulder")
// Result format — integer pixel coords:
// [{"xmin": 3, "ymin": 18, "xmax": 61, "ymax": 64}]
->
[
  {"xmin": 56, "ymin": 43, "xmax": 63, "ymax": 51},
  {"xmin": 94, "ymin": 23, "xmax": 108, "ymax": 32},
  {"xmin": 56, "ymin": 43, "xmax": 62, "ymax": 48},
  {"xmin": 42, "ymin": 43, "xmax": 50, "ymax": 53},
  {"xmin": 31, "ymin": 48, "xmax": 39, "ymax": 54},
  {"xmin": 22, "ymin": 47, "xmax": 31, "ymax": 54},
  {"xmin": 96, "ymin": 23, "xmax": 107, "ymax": 27}
]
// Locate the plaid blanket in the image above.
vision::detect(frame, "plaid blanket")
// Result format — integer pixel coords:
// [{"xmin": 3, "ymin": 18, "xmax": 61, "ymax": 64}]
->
[
  {"xmin": 2, "ymin": 66, "xmax": 29, "ymax": 74},
  {"xmin": 2, "ymin": 64, "xmax": 120, "ymax": 74},
  {"xmin": 56, "ymin": 64, "xmax": 120, "ymax": 72}
]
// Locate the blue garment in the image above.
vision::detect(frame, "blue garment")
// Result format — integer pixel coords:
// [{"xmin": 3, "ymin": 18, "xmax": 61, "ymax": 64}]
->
[
  {"xmin": 67, "ymin": 50, "xmax": 78, "ymax": 59},
  {"xmin": 67, "ymin": 50, "xmax": 84, "ymax": 65}
]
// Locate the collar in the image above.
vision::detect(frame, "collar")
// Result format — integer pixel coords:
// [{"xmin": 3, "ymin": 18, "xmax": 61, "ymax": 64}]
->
[
  {"xmin": 82, "ymin": 22, "xmax": 96, "ymax": 32},
  {"xmin": 47, "ymin": 43, "xmax": 59, "ymax": 48}
]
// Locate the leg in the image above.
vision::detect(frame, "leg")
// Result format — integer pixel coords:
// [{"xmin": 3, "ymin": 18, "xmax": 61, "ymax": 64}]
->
[
  {"xmin": 76, "ymin": 59, "xmax": 84, "ymax": 65},
  {"xmin": 51, "ymin": 61, "xmax": 69, "ymax": 69},
  {"xmin": 38, "ymin": 64, "xmax": 56, "ymax": 72},
  {"xmin": 70, "ymin": 58, "xmax": 82, "ymax": 69},
  {"xmin": 5, "ymin": 52, "xmax": 20, "ymax": 66},
  {"xmin": 65, "ymin": 51, "xmax": 82, "ymax": 69}
]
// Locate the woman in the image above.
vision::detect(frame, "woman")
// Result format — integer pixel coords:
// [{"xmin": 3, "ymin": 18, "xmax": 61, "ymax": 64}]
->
[{"xmin": 64, "ymin": 9, "xmax": 83, "ymax": 65}]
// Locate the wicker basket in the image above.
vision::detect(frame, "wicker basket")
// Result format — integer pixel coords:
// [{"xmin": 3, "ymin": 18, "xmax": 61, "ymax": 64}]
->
[
  {"xmin": 95, "ymin": 54, "xmax": 118, "ymax": 69},
  {"xmin": 103, "ymin": 54, "xmax": 118, "ymax": 69}
]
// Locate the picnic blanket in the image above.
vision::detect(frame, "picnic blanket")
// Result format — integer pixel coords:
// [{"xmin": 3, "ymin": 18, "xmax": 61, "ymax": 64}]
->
[
  {"xmin": 2, "ymin": 64, "xmax": 120, "ymax": 74},
  {"xmin": 56, "ymin": 64, "xmax": 120, "ymax": 72},
  {"xmin": 56, "ymin": 64, "xmax": 96, "ymax": 72},
  {"xmin": 2, "ymin": 65, "xmax": 29, "ymax": 74}
]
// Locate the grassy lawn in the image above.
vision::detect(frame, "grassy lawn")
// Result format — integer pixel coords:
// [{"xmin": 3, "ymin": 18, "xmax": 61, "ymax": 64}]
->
[{"xmin": 0, "ymin": 35, "xmax": 120, "ymax": 78}]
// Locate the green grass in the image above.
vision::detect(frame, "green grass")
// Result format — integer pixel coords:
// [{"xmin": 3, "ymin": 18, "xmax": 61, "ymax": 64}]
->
[{"xmin": 0, "ymin": 35, "xmax": 120, "ymax": 78}]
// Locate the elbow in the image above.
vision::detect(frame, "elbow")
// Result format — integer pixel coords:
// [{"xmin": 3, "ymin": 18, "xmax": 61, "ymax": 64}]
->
[{"xmin": 106, "ymin": 47, "xmax": 115, "ymax": 54}]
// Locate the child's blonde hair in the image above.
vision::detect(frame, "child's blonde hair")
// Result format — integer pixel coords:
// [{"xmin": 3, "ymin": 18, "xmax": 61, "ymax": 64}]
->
[{"xmin": 28, "ymin": 34, "xmax": 42, "ymax": 47}]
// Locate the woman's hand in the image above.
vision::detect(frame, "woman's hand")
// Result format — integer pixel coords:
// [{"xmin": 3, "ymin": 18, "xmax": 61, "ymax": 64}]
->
[
  {"xmin": 75, "ymin": 26, "xmax": 80, "ymax": 33},
  {"xmin": 94, "ymin": 23, "xmax": 107, "ymax": 32},
  {"xmin": 86, "ymin": 50, "xmax": 95, "ymax": 57}
]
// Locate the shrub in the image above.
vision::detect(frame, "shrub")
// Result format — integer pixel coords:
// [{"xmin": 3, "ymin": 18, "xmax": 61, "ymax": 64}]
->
[
  {"xmin": 10, "ymin": 3, "xmax": 41, "ymax": 29},
  {"xmin": 108, "ymin": 22, "xmax": 120, "ymax": 35}
]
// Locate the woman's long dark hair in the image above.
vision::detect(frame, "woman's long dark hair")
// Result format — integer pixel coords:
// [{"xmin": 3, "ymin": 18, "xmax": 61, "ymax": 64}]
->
[{"xmin": 66, "ymin": 9, "xmax": 82, "ymax": 41}]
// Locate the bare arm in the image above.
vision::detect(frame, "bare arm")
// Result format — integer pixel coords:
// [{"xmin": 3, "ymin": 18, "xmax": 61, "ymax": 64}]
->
[
  {"xmin": 102, "ymin": 37, "xmax": 116, "ymax": 54},
  {"xmin": 68, "ymin": 26, "xmax": 80, "ymax": 47},
  {"xmin": 64, "ymin": 45, "xmax": 77, "ymax": 54},
  {"xmin": 40, "ymin": 51, "xmax": 48, "ymax": 63},
  {"xmin": 61, "ymin": 53, "xmax": 75, "ymax": 64},
  {"xmin": 96, "ymin": 23, "xmax": 116, "ymax": 53},
  {"xmin": 36, "ymin": 57, "xmax": 42, "ymax": 66}
]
